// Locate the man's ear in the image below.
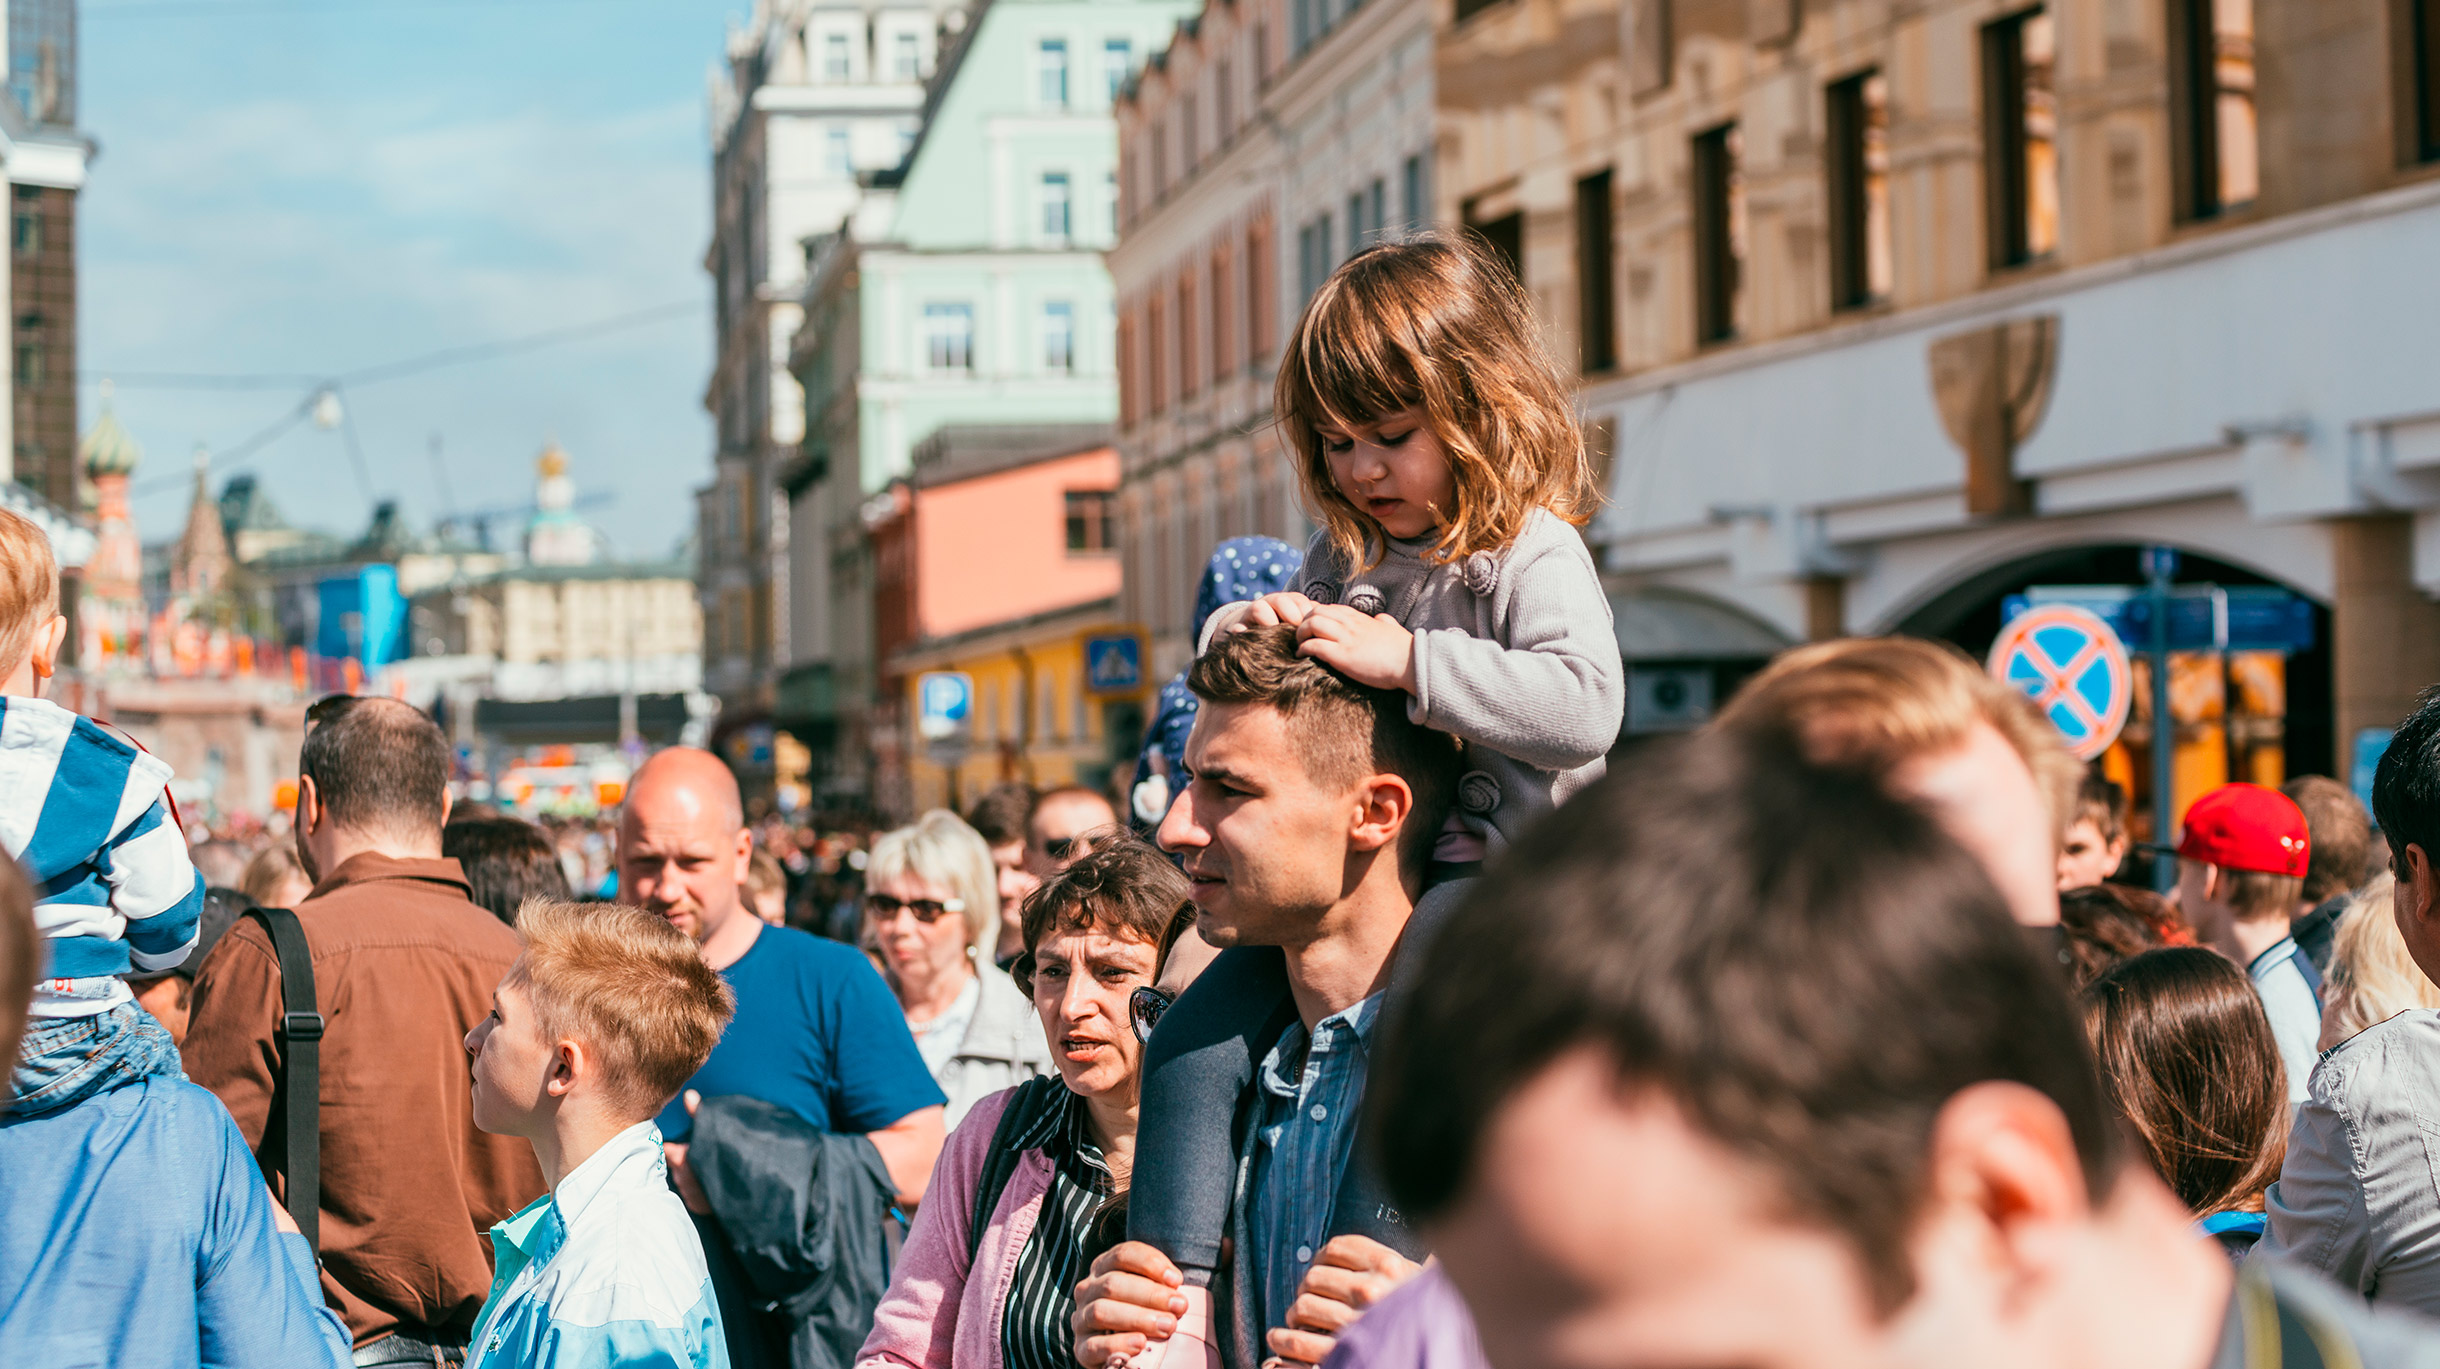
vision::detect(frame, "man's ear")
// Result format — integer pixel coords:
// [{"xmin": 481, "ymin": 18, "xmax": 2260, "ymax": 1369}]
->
[
  {"xmin": 1921, "ymin": 1080, "xmax": 2090, "ymax": 1270},
  {"xmin": 547, "ymin": 1038, "xmax": 583, "ymax": 1099},
  {"xmin": 295, "ymin": 774, "xmax": 321, "ymax": 835},
  {"xmin": 2401, "ymin": 844, "xmax": 2439, "ymax": 928},
  {"xmin": 1348, "ymin": 773, "xmax": 1415, "ymax": 856},
  {"xmin": 29, "ymin": 613, "xmax": 64, "ymax": 681}
]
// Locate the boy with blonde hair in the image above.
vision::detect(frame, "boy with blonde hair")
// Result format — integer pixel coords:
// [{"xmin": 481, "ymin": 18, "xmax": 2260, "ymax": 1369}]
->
[
  {"xmin": 0, "ymin": 507, "xmax": 207, "ymax": 1114},
  {"xmin": 463, "ymin": 900, "xmax": 737, "ymax": 1369}
]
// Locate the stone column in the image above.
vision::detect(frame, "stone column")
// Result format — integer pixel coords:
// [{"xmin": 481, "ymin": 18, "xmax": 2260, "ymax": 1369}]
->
[{"xmin": 2331, "ymin": 515, "xmax": 2440, "ymax": 786}]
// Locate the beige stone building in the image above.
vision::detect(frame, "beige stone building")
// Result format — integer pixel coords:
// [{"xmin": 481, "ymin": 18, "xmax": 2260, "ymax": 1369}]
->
[
  {"xmin": 1422, "ymin": 0, "xmax": 2440, "ymax": 832},
  {"xmin": 416, "ymin": 564, "xmax": 703, "ymax": 702}
]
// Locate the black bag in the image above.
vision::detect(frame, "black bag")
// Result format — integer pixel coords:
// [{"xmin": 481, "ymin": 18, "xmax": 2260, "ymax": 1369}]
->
[{"xmin": 243, "ymin": 906, "xmax": 324, "ymax": 1251}]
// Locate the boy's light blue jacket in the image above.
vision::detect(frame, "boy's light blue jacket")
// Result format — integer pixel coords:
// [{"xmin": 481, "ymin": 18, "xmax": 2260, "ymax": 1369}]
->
[{"xmin": 468, "ymin": 1121, "xmax": 729, "ymax": 1369}]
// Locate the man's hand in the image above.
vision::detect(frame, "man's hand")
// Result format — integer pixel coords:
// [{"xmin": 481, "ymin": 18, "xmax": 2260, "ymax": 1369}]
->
[
  {"xmin": 1262, "ymin": 1236, "xmax": 1422, "ymax": 1367},
  {"xmin": 667, "ymin": 1090, "xmax": 711, "ymax": 1215},
  {"xmin": 1295, "ymin": 608, "xmax": 1417, "ymax": 694},
  {"xmin": 1072, "ymin": 1241, "xmax": 1186, "ymax": 1369}
]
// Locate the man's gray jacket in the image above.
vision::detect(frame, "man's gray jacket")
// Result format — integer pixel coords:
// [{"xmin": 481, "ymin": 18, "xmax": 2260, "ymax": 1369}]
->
[{"xmin": 2258, "ymin": 1008, "xmax": 2440, "ymax": 1316}]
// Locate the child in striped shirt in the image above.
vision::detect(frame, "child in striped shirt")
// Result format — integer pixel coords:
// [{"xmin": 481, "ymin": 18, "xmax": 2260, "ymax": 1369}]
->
[{"xmin": 2, "ymin": 507, "xmax": 207, "ymax": 1115}]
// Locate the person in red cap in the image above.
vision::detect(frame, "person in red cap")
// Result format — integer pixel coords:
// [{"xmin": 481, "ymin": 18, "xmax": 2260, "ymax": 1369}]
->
[{"xmin": 2177, "ymin": 782, "xmax": 2318, "ymax": 1101}]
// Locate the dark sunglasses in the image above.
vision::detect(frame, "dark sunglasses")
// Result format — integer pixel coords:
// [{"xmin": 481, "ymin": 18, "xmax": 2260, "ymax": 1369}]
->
[
  {"xmin": 1129, "ymin": 985, "xmax": 1175, "ymax": 1044},
  {"xmin": 863, "ymin": 891, "xmax": 965, "ymax": 924},
  {"xmin": 1042, "ymin": 833, "xmax": 1091, "ymax": 863}
]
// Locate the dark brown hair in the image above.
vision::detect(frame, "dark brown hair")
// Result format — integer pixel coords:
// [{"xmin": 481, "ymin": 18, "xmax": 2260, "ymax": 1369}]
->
[
  {"xmin": 1371, "ymin": 730, "xmax": 2117, "ymax": 1317},
  {"xmin": 966, "ymin": 782, "xmax": 1036, "ymax": 848},
  {"xmin": 300, "ymin": 696, "xmax": 451, "ymax": 836},
  {"xmin": 1187, "ymin": 624, "xmax": 1461, "ymax": 874},
  {"xmin": 444, "ymin": 815, "xmax": 574, "ymax": 926},
  {"xmin": 2285, "ymin": 774, "xmax": 2372, "ymax": 906},
  {"xmin": 2075, "ymin": 773, "xmax": 2129, "ymax": 845},
  {"xmin": 2082, "ymin": 948, "xmax": 2287, "ymax": 1218},
  {"xmin": 1012, "ymin": 830, "xmax": 1194, "ymax": 994},
  {"xmin": 1275, "ymin": 233, "xmax": 1598, "ymax": 570},
  {"xmin": 2056, "ymin": 884, "xmax": 2167, "ymax": 988}
]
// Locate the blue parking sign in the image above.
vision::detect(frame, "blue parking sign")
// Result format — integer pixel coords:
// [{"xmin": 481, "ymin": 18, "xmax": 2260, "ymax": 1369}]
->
[
  {"xmin": 917, "ymin": 672, "xmax": 973, "ymax": 741},
  {"xmin": 1086, "ymin": 635, "xmax": 1143, "ymax": 694}
]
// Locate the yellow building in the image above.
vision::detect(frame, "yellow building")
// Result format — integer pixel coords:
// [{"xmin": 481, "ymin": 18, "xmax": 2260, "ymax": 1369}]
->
[{"xmin": 895, "ymin": 601, "xmax": 1147, "ymax": 815}]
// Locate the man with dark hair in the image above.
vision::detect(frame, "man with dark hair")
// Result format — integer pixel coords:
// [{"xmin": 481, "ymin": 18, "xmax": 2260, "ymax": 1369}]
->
[
  {"xmin": 967, "ymin": 782, "xmax": 1038, "ymax": 964},
  {"xmin": 443, "ymin": 813, "xmax": 574, "ymax": 925},
  {"xmin": 1364, "ymin": 731, "xmax": 2438, "ymax": 1369},
  {"xmin": 1077, "ymin": 624, "xmax": 1461, "ymax": 1369},
  {"xmin": 186, "ymin": 695, "xmax": 545, "ymax": 1364},
  {"xmin": 2284, "ymin": 773, "xmax": 2375, "ymax": 974},
  {"xmin": 2261, "ymin": 689, "xmax": 2440, "ymax": 1317}
]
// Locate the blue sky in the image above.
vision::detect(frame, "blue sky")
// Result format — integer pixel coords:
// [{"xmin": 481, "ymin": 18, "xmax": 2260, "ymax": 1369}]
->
[{"xmin": 79, "ymin": 0, "xmax": 748, "ymax": 560}]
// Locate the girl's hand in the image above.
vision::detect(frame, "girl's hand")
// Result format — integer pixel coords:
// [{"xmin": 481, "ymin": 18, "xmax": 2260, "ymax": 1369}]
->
[
  {"xmin": 1296, "ymin": 606, "xmax": 1416, "ymax": 693},
  {"xmin": 1243, "ymin": 591, "xmax": 1320, "ymax": 630}
]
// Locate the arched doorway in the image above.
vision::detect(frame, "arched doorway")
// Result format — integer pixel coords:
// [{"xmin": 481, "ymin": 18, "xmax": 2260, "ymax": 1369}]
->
[{"xmin": 1891, "ymin": 542, "xmax": 2334, "ymax": 845}]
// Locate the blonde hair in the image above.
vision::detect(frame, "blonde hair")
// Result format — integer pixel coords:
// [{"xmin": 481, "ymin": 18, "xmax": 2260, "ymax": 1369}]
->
[
  {"xmin": 866, "ymin": 809, "xmax": 999, "ymax": 955},
  {"xmin": 1275, "ymin": 233, "xmax": 1599, "ymax": 571},
  {"xmin": 239, "ymin": 844, "xmax": 308, "ymax": 907},
  {"xmin": 1713, "ymin": 636, "xmax": 2083, "ymax": 845},
  {"xmin": 506, "ymin": 900, "xmax": 735, "ymax": 1121},
  {"xmin": 2322, "ymin": 874, "xmax": 2439, "ymax": 1045},
  {"xmin": 0, "ymin": 508, "xmax": 59, "ymax": 680}
]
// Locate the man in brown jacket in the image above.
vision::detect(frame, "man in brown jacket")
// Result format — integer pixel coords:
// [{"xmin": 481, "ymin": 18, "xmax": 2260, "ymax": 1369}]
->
[{"xmin": 186, "ymin": 696, "xmax": 544, "ymax": 1364}]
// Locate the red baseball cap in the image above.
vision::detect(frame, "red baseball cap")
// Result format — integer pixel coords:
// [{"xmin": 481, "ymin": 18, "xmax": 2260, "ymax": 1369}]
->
[{"xmin": 2177, "ymin": 783, "xmax": 2310, "ymax": 878}]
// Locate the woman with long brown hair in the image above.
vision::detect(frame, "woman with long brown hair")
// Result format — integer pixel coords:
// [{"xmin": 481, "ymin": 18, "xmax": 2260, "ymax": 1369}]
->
[{"xmin": 2083, "ymin": 947, "xmax": 2289, "ymax": 1260}]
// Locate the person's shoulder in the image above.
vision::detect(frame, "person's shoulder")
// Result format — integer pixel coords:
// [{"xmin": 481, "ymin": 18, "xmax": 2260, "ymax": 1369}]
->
[
  {"xmin": 2312, "ymin": 1009, "xmax": 2440, "ymax": 1110},
  {"xmin": 1499, "ymin": 508, "xmax": 1599, "ymax": 572},
  {"xmin": 2328, "ymin": 1008, "xmax": 2440, "ymax": 1067},
  {"xmin": 547, "ymin": 1187, "xmax": 717, "ymax": 1331},
  {"xmin": 2250, "ymin": 1258, "xmax": 2440, "ymax": 1369}
]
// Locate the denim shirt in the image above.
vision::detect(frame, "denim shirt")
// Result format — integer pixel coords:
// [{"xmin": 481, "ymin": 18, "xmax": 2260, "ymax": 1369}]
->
[{"xmin": 1245, "ymin": 993, "xmax": 1382, "ymax": 1339}]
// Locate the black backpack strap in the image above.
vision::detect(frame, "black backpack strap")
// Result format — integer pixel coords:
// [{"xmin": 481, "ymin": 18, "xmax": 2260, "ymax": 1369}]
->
[
  {"xmin": 965, "ymin": 1075, "xmax": 1070, "ymax": 1267},
  {"xmin": 244, "ymin": 906, "xmax": 323, "ymax": 1252}
]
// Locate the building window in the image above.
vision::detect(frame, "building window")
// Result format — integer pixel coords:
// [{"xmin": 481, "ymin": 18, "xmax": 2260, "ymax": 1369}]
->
[
  {"xmin": 1825, "ymin": 70, "xmax": 1893, "ymax": 309},
  {"xmin": 893, "ymin": 31, "xmax": 922, "ymax": 81},
  {"xmin": 1575, "ymin": 168, "xmax": 1615, "ymax": 374},
  {"xmin": 2170, "ymin": 0, "xmax": 2257, "ymax": 219},
  {"xmin": 2417, "ymin": 0, "xmax": 2440, "ymax": 162},
  {"xmin": 1402, "ymin": 153, "xmax": 1427, "ymax": 228},
  {"xmin": 1107, "ymin": 170, "xmax": 1120, "ymax": 235},
  {"xmin": 1211, "ymin": 250, "xmax": 1233, "ymax": 381},
  {"xmin": 1216, "ymin": 60, "xmax": 1234, "ymax": 139},
  {"xmin": 1042, "ymin": 171, "xmax": 1073, "ymax": 240},
  {"xmin": 1691, "ymin": 123, "xmax": 1743, "ymax": 344},
  {"xmin": 1105, "ymin": 38, "xmax": 1133, "ymax": 103},
  {"xmin": 1043, "ymin": 300, "xmax": 1076, "ymax": 372},
  {"xmin": 1347, "ymin": 192, "xmax": 1365, "ymax": 255},
  {"xmin": 1182, "ymin": 94, "xmax": 1199, "ymax": 171},
  {"xmin": 1468, "ymin": 207, "xmax": 1523, "ymax": 284},
  {"xmin": 924, "ymin": 302, "xmax": 974, "ymax": 371},
  {"xmin": 1982, "ymin": 8, "xmax": 2060, "ymax": 268},
  {"xmin": 1040, "ymin": 38, "xmax": 1070, "ymax": 107},
  {"xmin": 827, "ymin": 126, "xmax": 853, "ymax": 178},
  {"xmin": 10, "ymin": 210, "xmax": 35, "ymax": 255},
  {"xmin": 823, "ymin": 31, "xmax": 852, "ymax": 82},
  {"xmin": 1066, "ymin": 490, "xmax": 1117, "ymax": 552},
  {"xmin": 1148, "ymin": 295, "xmax": 1167, "ymax": 413},
  {"xmin": 13, "ymin": 343, "xmax": 40, "ymax": 387}
]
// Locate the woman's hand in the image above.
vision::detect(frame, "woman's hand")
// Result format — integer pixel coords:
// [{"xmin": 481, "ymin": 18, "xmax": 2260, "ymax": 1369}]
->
[
  {"xmin": 1072, "ymin": 1242, "xmax": 1187, "ymax": 1369},
  {"xmin": 1262, "ymin": 1237, "xmax": 1422, "ymax": 1367},
  {"xmin": 1295, "ymin": 607, "xmax": 1417, "ymax": 693}
]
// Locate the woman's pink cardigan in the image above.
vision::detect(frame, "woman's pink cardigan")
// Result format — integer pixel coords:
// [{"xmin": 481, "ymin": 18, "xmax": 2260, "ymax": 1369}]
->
[{"xmin": 857, "ymin": 1085, "xmax": 1060, "ymax": 1369}]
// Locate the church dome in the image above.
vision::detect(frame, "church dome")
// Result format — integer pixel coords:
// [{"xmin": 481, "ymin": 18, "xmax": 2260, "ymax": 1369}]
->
[{"xmin": 79, "ymin": 382, "xmax": 143, "ymax": 477}]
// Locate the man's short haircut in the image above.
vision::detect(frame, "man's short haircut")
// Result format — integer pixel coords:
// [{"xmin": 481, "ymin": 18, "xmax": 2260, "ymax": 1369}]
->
[
  {"xmin": 967, "ymin": 782, "xmax": 1037, "ymax": 848},
  {"xmin": 2076, "ymin": 773, "xmax": 2128, "ymax": 845},
  {"xmin": 2284, "ymin": 774, "xmax": 2372, "ymax": 905},
  {"xmin": 1371, "ymin": 730, "xmax": 2117, "ymax": 1316},
  {"xmin": 2195, "ymin": 863, "xmax": 2303, "ymax": 923},
  {"xmin": 1012, "ymin": 830, "xmax": 1194, "ymax": 994},
  {"xmin": 299, "ymin": 696, "xmax": 451, "ymax": 837},
  {"xmin": 444, "ymin": 816, "xmax": 574, "ymax": 926},
  {"xmin": 1713, "ymin": 636, "xmax": 2082, "ymax": 845},
  {"xmin": 507, "ymin": 900, "xmax": 735, "ymax": 1121},
  {"xmin": 867, "ymin": 809, "xmax": 1000, "ymax": 955},
  {"xmin": 1187, "ymin": 624, "xmax": 1462, "ymax": 872},
  {"xmin": 2369, "ymin": 690, "xmax": 2440, "ymax": 877},
  {"xmin": 0, "ymin": 850, "xmax": 33, "ymax": 1068},
  {"xmin": 0, "ymin": 507, "xmax": 58, "ymax": 681}
]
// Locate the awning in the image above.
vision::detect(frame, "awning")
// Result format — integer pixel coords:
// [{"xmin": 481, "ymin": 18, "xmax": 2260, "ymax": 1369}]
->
[{"xmin": 1610, "ymin": 587, "xmax": 1794, "ymax": 660}]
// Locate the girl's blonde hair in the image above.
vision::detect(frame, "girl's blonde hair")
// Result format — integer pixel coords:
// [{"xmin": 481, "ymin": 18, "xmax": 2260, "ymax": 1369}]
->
[
  {"xmin": 2322, "ymin": 873, "xmax": 2439, "ymax": 1047},
  {"xmin": 1275, "ymin": 233, "xmax": 1599, "ymax": 570},
  {"xmin": 866, "ymin": 809, "xmax": 999, "ymax": 956}
]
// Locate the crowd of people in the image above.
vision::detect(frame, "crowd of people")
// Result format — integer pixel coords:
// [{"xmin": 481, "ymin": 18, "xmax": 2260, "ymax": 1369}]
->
[{"xmin": 16, "ymin": 231, "xmax": 2440, "ymax": 1369}]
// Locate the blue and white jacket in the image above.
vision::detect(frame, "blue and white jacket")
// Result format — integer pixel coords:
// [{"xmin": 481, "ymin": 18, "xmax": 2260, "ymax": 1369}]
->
[
  {"xmin": 6, "ymin": 694, "xmax": 206, "ymax": 1018},
  {"xmin": 468, "ymin": 1121, "xmax": 729, "ymax": 1369}
]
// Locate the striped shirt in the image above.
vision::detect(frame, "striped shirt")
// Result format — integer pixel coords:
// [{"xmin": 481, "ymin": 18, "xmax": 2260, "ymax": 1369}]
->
[
  {"xmin": 2, "ymin": 695, "xmax": 206, "ymax": 1018},
  {"xmin": 1246, "ymin": 994, "xmax": 1381, "ymax": 1339},
  {"xmin": 1000, "ymin": 1086, "xmax": 1115, "ymax": 1369}
]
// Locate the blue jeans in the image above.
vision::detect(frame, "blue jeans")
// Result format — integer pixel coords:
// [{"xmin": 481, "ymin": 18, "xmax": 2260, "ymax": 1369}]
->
[{"xmin": 12, "ymin": 1001, "xmax": 181, "ymax": 1118}]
